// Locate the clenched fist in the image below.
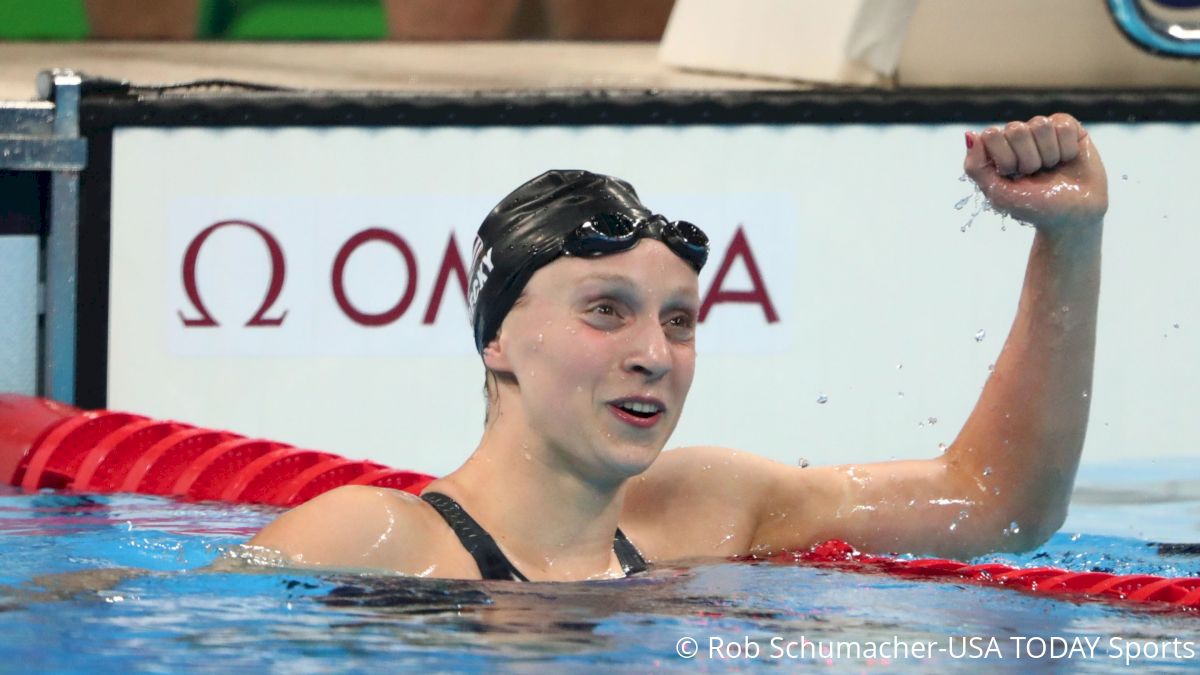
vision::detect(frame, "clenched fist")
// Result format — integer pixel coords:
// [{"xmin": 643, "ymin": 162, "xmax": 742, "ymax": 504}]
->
[{"xmin": 965, "ymin": 113, "xmax": 1108, "ymax": 234}]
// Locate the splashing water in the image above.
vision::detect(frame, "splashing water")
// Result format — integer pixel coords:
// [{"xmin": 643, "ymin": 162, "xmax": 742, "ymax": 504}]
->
[
  {"xmin": 816, "ymin": 393, "xmax": 828, "ymax": 405},
  {"xmin": 955, "ymin": 185, "xmax": 991, "ymax": 232},
  {"xmin": 974, "ymin": 329, "xmax": 986, "ymax": 342}
]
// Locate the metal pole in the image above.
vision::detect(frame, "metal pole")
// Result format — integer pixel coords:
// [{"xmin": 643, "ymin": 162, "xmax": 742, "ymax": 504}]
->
[{"xmin": 42, "ymin": 70, "xmax": 84, "ymax": 404}]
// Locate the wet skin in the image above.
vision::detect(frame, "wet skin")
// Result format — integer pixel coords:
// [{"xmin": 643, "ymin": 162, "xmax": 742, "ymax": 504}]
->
[{"xmin": 249, "ymin": 113, "xmax": 1108, "ymax": 580}]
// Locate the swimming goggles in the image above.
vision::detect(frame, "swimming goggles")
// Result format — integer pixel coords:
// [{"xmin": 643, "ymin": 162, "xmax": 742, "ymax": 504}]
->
[{"xmin": 562, "ymin": 212, "xmax": 710, "ymax": 272}]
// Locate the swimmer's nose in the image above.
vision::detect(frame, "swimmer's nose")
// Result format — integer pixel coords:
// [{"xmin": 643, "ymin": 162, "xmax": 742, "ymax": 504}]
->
[{"xmin": 623, "ymin": 321, "xmax": 671, "ymax": 381}]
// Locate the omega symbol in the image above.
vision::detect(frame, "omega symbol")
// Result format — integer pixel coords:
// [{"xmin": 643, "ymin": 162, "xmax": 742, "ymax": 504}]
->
[{"xmin": 178, "ymin": 219, "xmax": 288, "ymax": 327}]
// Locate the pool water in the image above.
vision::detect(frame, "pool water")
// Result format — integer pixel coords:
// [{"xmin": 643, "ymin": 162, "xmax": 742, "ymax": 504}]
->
[{"xmin": 1, "ymin": 461, "xmax": 1198, "ymax": 672}]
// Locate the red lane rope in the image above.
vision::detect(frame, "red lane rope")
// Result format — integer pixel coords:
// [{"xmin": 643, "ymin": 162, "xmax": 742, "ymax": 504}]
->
[
  {"xmin": 0, "ymin": 395, "xmax": 1194, "ymax": 610},
  {"xmin": 0, "ymin": 395, "xmax": 434, "ymax": 508},
  {"xmin": 745, "ymin": 539, "xmax": 1200, "ymax": 611}
]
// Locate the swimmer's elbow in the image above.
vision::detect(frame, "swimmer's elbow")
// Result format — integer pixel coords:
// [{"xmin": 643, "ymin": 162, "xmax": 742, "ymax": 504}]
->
[
  {"xmin": 943, "ymin": 457, "xmax": 1070, "ymax": 555},
  {"xmin": 1012, "ymin": 506, "xmax": 1068, "ymax": 553},
  {"xmin": 979, "ymin": 497, "xmax": 1068, "ymax": 554}
]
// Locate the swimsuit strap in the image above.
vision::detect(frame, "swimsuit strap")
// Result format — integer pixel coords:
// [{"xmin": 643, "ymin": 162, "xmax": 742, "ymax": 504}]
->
[
  {"xmin": 421, "ymin": 491, "xmax": 648, "ymax": 581},
  {"xmin": 422, "ymin": 491, "xmax": 528, "ymax": 581},
  {"xmin": 613, "ymin": 527, "xmax": 648, "ymax": 576}
]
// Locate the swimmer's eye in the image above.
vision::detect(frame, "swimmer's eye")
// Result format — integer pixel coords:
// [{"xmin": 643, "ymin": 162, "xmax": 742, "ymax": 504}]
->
[
  {"xmin": 665, "ymin": 314, "xmax": 696, "ymax": 341},
  {"xmin": 584, "ymin": 302, "xmax": 626, "ymax": 329}
]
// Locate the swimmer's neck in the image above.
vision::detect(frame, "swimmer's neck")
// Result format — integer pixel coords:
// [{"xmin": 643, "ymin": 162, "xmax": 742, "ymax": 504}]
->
[{"xmin": 431, "ymin": 425, "xmax": 632, "ymax": 581}]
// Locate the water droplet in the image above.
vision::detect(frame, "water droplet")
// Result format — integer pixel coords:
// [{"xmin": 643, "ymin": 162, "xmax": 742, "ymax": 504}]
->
[
  {"xmin": 982, "ymin": 466, "xmax": 992, "ymax": 476},
  {"xmin": 974, "ymin": 329, "xmax": 986, "ymax": 342},
  {"xmin": 1081, "ymin": 390, "xmax": 1089, "ymax": 399},
  {"xmin": 927, "ymin": 416, "xmax": 938, "ymax": 426},
  {"xmin": 1121, "ymin": 174, "xmax": 1128, "ymax": 181},
  {"xmin": 937, "ymin": 442, "xmax": 947, "ymax": 453},
  {"xmin": 798, "ymin": 457, "xmax": 809, "ymax": 468},
  {"xmin": 1061, "ymin": 305, "xmax": 1070, "ymax": 313},
  {"xmin": 958, "ymin": 510, "xmax": 969, "ymax": 521},
  {"xmin": 958, "ymin": 173, "xmax": 969, "ymax": 182},
  {"xmin": 954, "ymin": 195, "xmax": 972, "ymax": 211},
  {"xmin": 897, "ymin": 391, "xmax": 905, "ymax": 398},
  {"xmin": 987, "ymin": 363, "xmax": 995, "ymax": 372},
  {"xmin": 896, "ymin": 363, "xmax": 903, "ymax": 370},
  {"xmin": 1173, "ymin": 322, "xmax": 1180, "ymax": 329},
  {"xmin": 816, "ymin": 393, "xmax": 828, "ymax": 404},
  {"xmin": 1009, "ymin": 521, "xmax": 1021, "ymax": 534},
  {"xmin": 1070, "ymin": 533, "xmax": 1081, "ymax": 541},
  {"xmin": 948, "ymin": 522, "xmax": 958, "ymax": 531},
  {"xmin": 523, "ymin": 452, "xmax": 532, "ymax": 461},
  {"xmin": 960, "ymin": 223, "xmax": 970, "ymax": 233}
]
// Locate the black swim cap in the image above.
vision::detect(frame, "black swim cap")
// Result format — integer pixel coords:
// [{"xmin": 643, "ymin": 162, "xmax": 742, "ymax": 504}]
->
[{"xmin": 467, "ymin": 170, "xmax": 699, "ymax": 354}]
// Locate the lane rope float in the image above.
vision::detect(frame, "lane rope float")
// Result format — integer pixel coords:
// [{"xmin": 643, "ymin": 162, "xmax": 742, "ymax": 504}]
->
[
  {"xmin": 0, "ymin": 394, "xmax": 1195, "ymax": 610},
  {"xmin": 0, "ymin": 394, "xmax": 434, "ymax": 507}
]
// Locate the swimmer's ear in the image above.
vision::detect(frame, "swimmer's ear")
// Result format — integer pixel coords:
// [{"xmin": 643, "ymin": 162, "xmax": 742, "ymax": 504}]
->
[{"xmin": 482, "ymin": 331, "xmax": 514, "ymax": 374}]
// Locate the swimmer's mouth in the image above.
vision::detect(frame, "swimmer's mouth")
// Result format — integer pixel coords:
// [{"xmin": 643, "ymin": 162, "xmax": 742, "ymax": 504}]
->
[{"xmin": 607, "ymin": 398, "xmax": 665, "ymax": 427}]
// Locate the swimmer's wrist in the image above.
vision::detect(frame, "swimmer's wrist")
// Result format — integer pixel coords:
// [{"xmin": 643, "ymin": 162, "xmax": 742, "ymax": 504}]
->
[
  {"xmin": 1034, "ymin": 220, "xmax": 1104, "ymax": 265},
  {"xmin": 1033, "ymin": 214, "xmax": 1104, "ymax": 244}
]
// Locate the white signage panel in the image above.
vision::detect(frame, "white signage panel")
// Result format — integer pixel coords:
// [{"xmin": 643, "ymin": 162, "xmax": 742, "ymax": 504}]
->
[{"xmin": 109, "ymin": 124, "xmax": 1199, "ymax": 475}]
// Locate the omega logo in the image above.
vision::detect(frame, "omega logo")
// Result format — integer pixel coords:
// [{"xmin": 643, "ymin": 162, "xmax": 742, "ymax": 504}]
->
[
  {"xmin": 178, "ymin": 221, "xmax": 778, "ymax": 329},
  {"xmin": 178, "ymin": 220, "xmax": 288, "ymax": 327}
]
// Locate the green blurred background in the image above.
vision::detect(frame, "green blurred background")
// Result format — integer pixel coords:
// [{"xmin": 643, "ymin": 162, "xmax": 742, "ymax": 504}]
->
[{"xmin": 0, "ymin": 0, "xmax": 388, "ymax": 40}]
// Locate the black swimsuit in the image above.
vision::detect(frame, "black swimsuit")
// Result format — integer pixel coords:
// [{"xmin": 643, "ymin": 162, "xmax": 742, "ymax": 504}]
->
[{"xmin": 422, "ymin": 492, "xmax": 648, "ymax": 581}]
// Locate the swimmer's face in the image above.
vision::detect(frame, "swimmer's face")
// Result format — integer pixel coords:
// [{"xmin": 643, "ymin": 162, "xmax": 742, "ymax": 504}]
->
[{"xmin": 487, "ymin": 239, "xmax": 699, "ymax": 479}]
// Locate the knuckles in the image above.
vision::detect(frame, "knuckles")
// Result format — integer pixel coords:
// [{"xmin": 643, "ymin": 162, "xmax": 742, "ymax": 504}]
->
[
  {"xmin": 1003, "ymin": 121, "xmax": 1027, "ymax": 138},
  {"xmin": 1048, "ymin": 111, "xmax": 1079, "ymax": 127},
  {"xmin": 1028, "ymin": 116, "xmax": 1053, "ymax": 135},
  {"xmin": 974, "ymin": 112, "xmax": 1087, "ymax": 174}
]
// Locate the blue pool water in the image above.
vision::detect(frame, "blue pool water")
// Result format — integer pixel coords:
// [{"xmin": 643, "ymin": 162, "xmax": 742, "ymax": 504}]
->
[{"xmin": 1, "ymin": 460, "xmax": 1198, "ymax": 672}]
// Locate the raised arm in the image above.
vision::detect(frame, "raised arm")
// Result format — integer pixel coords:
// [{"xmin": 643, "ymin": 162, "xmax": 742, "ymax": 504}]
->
[
  {"xmin": 648, "ymin": 115, "xmax": 1108, "ymax": 561},
  {"xmin": 943, "ymin": 114, "xmax": 1107, "ymax": 546}
]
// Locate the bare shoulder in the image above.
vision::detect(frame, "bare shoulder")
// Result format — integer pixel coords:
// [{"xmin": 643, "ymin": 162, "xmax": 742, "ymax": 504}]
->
[
  {"xmin": 628, "ymin": 445, "xmax": 816, "ymax": 503},
  {"xmin": 623, "ymin": 446, "xmax": 856, "ymax": 560},
  {"xmin": 247, "ymin": 485, "xmax": 473, "ymax": 577},
  {"xmin": 623, "ymin": 446, "xmax": 796, "ymax": 559}
]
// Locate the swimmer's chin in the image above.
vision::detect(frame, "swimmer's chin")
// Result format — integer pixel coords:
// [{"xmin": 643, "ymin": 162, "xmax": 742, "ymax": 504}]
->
[{"xmin": 602, "ymin": 447, "xmax": 666, "ymax": 481}]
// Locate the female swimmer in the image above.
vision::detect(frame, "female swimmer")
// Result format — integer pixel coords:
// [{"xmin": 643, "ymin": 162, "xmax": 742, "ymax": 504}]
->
[{"xmin": 249, "ymin": 113, "xmax": 1108, "ymax": 581}]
